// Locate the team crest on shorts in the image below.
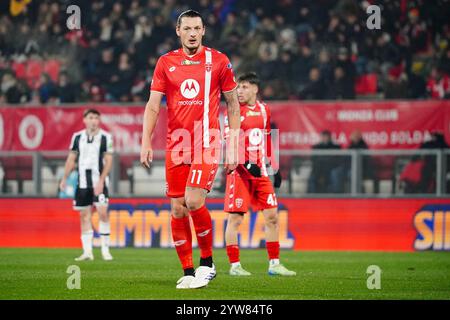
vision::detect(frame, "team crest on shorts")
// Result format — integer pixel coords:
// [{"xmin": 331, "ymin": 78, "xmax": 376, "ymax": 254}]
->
[{"xmin": 235, "ymin": 198, "xmax": 243, "ymax": 208}]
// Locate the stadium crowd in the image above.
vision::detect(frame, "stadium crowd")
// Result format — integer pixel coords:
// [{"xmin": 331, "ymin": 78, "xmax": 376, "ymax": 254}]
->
[{"xmin": 0, "ymin": 0, "xmax": 449, "ymax": 104}]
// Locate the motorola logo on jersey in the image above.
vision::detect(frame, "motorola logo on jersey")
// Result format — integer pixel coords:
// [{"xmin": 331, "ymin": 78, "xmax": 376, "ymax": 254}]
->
[
  {"xmin": 180, "ymin": 79, "xmax": 200, "ymax": 99},
  {"xmin": 249, "ymin": 128, "xmax": 263, "ymax": 145}
]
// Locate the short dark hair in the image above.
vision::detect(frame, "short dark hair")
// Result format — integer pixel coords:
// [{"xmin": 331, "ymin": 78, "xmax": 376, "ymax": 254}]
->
[
  {"xmin": 83, "ymin": 108, "xmax": 101, "ymax": 117},
  {"xmin": 177, "ymin": 10, "xmax": 205, "ymax": 27},
  {"xmin": 321, "ymin": 130, "xmax": 331, "ymax": 137},
  {"xmin": 237, "ymin": 72, "xmax": 260, "ymax": 88}
]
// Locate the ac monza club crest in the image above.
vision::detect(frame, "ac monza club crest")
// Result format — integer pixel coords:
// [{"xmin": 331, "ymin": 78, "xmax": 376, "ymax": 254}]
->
[
  {"xmin": 180, "ymin": 79, "xmax": 200, "ymax": 99},
  {"xmin": 235, "ymin": 198, "xmax": 243, "ymax": 208},
  {"xmin": 206, "ymin": 63, "xmax": 212, "ymax": 72}
]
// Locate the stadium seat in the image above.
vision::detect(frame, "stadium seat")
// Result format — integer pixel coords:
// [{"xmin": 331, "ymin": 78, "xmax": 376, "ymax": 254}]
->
[
  {"xmin": 132, "ymin": 162, "xmax": 166, "ymax": 196},
  {"xmin": 12, "ymin": 61, "xmax": 27, "ymax": 79},
  {"xmin": 25, "ymin": 59, "xmax": 43, "ymax": 89},
  {"xmin": 355, "ymin": 74, "xmax": 378, "ymax": 95},
  {"xmin": 41, "ymin": 166, "xmax": 58, "ymax": 196},
  {"xmin": 43, "ymin": 59, "xmax": 60, "ymax": 83}
]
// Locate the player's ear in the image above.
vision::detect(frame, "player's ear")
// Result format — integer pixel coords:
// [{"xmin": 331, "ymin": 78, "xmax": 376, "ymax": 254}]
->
[
  {"xmin": 201, "ymin": 26, "xmax": 205, "ymax": 36},
  {"xmin": 176, "ymin": 25, "xmax": 180, "ymax": 37}
]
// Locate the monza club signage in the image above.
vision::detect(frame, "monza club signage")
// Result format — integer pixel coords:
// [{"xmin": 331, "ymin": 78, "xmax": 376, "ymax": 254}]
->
[
  {"xmin": 0, "ymin": 100, "xmax": 449, "ymax": 152},
  {"xmin": 0, "ymin": 198, "xmax": 449, "ymax": 251}
]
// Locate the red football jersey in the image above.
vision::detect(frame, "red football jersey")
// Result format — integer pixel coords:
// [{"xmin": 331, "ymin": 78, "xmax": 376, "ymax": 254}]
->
[
  {"xmin": 224, "ymin": 100, "xmax": 272, "ymax": 177},
  {"xmin": 151, "ymin": 46, "xmax": 237, "ymax": 151}
]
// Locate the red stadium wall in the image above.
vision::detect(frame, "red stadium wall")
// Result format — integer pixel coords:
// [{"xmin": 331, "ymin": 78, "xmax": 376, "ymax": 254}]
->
[{"xmin": 0, "ymin": 198, "xmax": 449, "ymax": 251}]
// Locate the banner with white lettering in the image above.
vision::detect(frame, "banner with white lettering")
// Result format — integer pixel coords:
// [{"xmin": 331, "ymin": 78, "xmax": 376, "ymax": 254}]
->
[{"xmin": 0, "ymin": 101, "xmax": 448, "ymax": 151}]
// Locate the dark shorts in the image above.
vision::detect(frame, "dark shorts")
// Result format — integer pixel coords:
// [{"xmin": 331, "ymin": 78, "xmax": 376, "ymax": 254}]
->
[{"xmin": 73, "ymin": 187, "xmax": 109, "ymax": 210}]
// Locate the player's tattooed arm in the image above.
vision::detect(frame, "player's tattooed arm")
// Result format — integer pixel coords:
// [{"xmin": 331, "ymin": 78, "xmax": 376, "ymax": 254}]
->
[
  {"xmin": 141, "ymin": 91, "xmax": 163, "ymax": 168},
  {"xmin": 223, "ymin": 89, "xmax": 240, "ymax": 173}
]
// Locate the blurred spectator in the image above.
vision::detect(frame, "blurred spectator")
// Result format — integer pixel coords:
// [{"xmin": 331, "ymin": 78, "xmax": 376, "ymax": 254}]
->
[
  {"xmin": 408, "ymin": 63, "xmax": 427, "ymax": 99},
  {"xmin": 328, "ymin": 66, "xmax": 355, "ymax": 99},
  {"xmin": 348, "ymin": 130, "xmax": 369, "ymax": 150},
  {"xmin": 90, "ymin": 85, "xmax": 105, "ymax": 103},
  {"xmin": 384, "ymin": 66, "xmax": 408, "ymax": 99},
  {"xmin": 292, "ymin": 46, "xmax": 314, "ymax": 90},
  {"xmin": 426, "ymin": 67, "xmax": 450, "ymax": 99},
  {"xmin": 277, "ymin": 50, "xmax": 295, "ymax": 95},
  {"xmin": 400, "ymin": 8, "xmax": 429, "ymax": 55},
  {"xmin": 317, "ymin": 49, "xmax": 333, "ymax": 88},
  {"xmin": 1, "ymin": 72, "xmax": 30, "ymax": 104},
  {"xmin": 335, "ymin": 47, "xmax": 356, "ymax": 87},
  {"xmin": 108, "ymin": 53, "xmax": 134, "ymax": 102},
  {"xmin": 38, "ymin": 73, "xmax": 57, "ymax": 104},
  {"xmin": 299, "ymin": 67, "xmax": 326, "ymax": 100},
  {"xmin": 308, "ymin": 130, "xmax": 343, "ymax": 193},
  {"xmin": 400, "ymin": 132, "xmax": 449, "ymax": 194},
  {"xmin": 346, "ymin": 130, "xmax": 373, "ymax": 192},
  {"xmin": 56, "ymin": 72, "xmax": 77, "ymax": 103}
]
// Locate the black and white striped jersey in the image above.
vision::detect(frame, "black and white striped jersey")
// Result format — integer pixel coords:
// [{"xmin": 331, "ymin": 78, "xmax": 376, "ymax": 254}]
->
[{"xmin": 69, "ymin": 129, "xmax": 113, "ymax": 189}]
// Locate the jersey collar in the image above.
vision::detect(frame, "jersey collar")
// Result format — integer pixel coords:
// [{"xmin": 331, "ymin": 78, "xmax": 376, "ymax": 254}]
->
[{"xmin": 181, "ymin": 45, "xmax": 205, "ymax": 59}]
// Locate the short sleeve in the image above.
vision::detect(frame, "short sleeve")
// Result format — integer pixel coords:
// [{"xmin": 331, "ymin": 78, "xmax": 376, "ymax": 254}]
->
[
  {"xmin": 70, "ymin": 134, "xmax": 80, "ymax": 152},
  {"xmin": 150, "ymin": 57, "xmax": 167, "ymax": 94},
  {"xmin": 219, "ymin": 55, "xmax": 237, "ymax": 93}
]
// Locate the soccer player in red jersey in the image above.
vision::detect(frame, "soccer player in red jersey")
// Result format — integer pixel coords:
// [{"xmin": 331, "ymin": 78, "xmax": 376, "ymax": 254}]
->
[
  {"xmin": 224, "ymin": 72, "xmax": 296, "ymax": 276},
  {"xmin": 140, "ymin": 10, "xmax": 240, "ymax": 289}
]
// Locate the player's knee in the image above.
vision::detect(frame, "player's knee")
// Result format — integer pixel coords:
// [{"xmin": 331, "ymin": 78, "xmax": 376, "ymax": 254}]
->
[
  {"xmin": 228, "ymin": 214, "xmax": 243, "ymax": 228},
  {"xmin": 185, "ymin": 196, "xmax": 204, "ymax": 211},
  {"xmin": 80, "ymin": 210, "xmax": 90, "ymax": 220},
  {"xmin": 171, "ymin": 202, "xmax": 186, "ymax": 218},
  {"xmin": 265, "ymin": 211, "xmax": 278, "ymax": 227},
  {"xmin": 98, "ymin": 211, "xmax": 108, "ymax": 222}
]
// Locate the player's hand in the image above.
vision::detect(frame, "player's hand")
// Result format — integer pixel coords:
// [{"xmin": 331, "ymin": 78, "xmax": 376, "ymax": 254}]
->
[
  {"xmin": 59, "ymin": 179, "xmax": 66, "ymax": 191},
  {"xmin": 225, "ymin": 151, "xmax": 238, "ymax": 174},
  {"xmin": 225, "ymin": 163, "xmax": 238, "ymax": 174},
  {"xmin": 140, "ymin": 146, "xmax": 153, "ymax": 168},
  {"xmin": 273, "ymin": 170, "xmax": 282, "ymax": 188},
  {"xmin": 244, "ymin": 161, "xmax": 261, "ymax": 177},
  {"xmin": 94, "ymin": 180, "xmax": 104, "ymax": 196}
]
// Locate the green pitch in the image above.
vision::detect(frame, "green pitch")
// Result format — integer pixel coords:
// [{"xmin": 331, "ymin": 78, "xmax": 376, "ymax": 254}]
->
[{"xmin": 0, "ymin": 248, "xmax": 449, "ymax": 300}]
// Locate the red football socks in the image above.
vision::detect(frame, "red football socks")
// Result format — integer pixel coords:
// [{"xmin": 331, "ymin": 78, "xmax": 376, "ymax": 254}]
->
[
  {"xmin": 266, "ymin": 241, "xmax": 280, "ymax": 260},
  {"xmin": 190, "ymin": 205, "xmax": 213, "ymax": 259},
  {"xmin": 171, "ymin": 216, "xmax": 193, "ymax": 270},
  {"xmin": 226, "ymin": 244, "xmax": 240, "ymax": 264}
]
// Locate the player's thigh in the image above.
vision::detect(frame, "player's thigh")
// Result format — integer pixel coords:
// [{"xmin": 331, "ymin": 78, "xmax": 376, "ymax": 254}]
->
[
  {"xmin": 166, "ymin": 161, "xmax": 190, "ymax": 198},
  {"xmin": 73, "ymin": 188, "xmax": 94, "ymax": 211},
  {"xmin": 93, "ymin": 186, "xmax": 109, "ymax": 209},
  {"xmin": 253, "ymin": 177, "xmax": 278, "ymax": 211},
  {"xmin": 224, "ymin": 171, "xmax": 251, "ymax": 213}
]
